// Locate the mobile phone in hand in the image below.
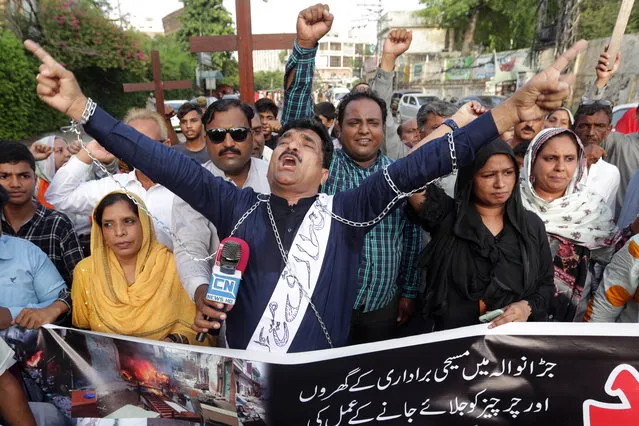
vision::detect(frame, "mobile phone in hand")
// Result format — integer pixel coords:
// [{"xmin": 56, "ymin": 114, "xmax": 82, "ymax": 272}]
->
[{"xmin": 479, "ymin": 309, "xmax": 504, "ymax": 323}]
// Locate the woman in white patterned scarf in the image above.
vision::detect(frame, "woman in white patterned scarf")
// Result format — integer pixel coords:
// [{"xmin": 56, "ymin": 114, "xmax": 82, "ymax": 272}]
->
[{"xmin": 520, "ymin": 128, "xmax": 621, "ymax": 322}]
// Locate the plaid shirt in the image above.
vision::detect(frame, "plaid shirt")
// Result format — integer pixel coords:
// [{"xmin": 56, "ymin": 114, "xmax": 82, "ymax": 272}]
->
[
  {"xmin": 281, "ymin": 41, "xmax": 317, "ymax": 125},
  {"xmin": 322, "ymin": 150, "xmax": 422, "ymax": 312},
  {"xmin": 1, "ymin": 202, "xmax": 84, "ymax": 286}
]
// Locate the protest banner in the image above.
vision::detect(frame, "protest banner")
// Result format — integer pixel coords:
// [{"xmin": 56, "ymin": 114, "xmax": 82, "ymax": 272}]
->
[{"xmin": 3, "ymin": 323, "xmax": 639, "ymax": 425}]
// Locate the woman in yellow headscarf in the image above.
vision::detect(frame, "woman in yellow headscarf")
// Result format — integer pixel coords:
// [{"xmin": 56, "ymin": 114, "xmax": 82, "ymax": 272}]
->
[{"xmin": 71, "ymin": 191, "xmax": 205, "ymax": 345}]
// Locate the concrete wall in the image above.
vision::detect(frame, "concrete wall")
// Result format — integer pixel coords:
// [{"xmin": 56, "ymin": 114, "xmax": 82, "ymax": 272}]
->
[
  {"xmin": 402, "ymin": 33, "xmax": 639, "ymax": 105},
  {"xmin": 568, "ymin": 34, "xmax": 639, "ymax": 106}
]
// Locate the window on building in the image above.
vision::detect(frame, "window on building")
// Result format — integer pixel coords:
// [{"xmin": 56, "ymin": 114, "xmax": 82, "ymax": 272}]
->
[
  {"xmin": 330, "ymin": 42, "xmax": 341, "ymax": 51},
  {"xmin": 319, "ymin": 43, "xmax": 328, "ymax": 51},
  {"xmin": 342, "ymin": 57, "xmax": 353, "ymax": 68},
  {"xmin": 355, "ymin": 44, "xmax": 364, "ymax": 55},
  {"xmin": 343, "ymin": 43, "xmax": 355, "ymax": 56},
  {"xmin": 330, "ymin": 56, "xmax": 341, "ymax": 67}
]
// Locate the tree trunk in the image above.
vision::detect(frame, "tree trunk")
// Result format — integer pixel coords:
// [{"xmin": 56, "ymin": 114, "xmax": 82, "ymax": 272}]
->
[{"xmin": 461, "ymin": 8, "xmax": 480, "ymax": 54}]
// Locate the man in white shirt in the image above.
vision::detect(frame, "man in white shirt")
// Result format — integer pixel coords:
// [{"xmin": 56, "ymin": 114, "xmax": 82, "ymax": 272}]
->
[
  {"xmin": 573, "ymin": 102, "xmax": 620, "ymax": 212},
  {"xmin": 46, "ymin": 108, "xmax": 176, "ymax": 249},
  {"xmin": 250, "ymin": 106, "xmax": 272, "ymax": 163},
  {"xmin": 172, "ymin": 99, "xmax": 270, "ymax": 301}
]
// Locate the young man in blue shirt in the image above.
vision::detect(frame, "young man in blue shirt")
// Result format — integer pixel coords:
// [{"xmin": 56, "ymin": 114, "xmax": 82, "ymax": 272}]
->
[{"xmin": 0, "ymin": 186, "xmax": 70, "ymax": 331}]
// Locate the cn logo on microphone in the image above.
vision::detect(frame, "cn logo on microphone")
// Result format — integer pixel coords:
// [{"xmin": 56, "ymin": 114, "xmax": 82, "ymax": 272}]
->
[{"xmin": 205, "ymin": 265, "xmax": 241, "ymax": 305}]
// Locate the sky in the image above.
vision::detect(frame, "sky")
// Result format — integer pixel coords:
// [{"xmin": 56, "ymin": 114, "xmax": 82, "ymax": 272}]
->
[{"xmin": 109, "ymin": 0, "xmax": 423, "ymax": 42}]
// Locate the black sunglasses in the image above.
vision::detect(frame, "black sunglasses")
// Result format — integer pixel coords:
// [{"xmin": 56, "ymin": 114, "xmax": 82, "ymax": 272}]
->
[
  {"xmin": 206, "ymin": 127, "xmax": 250, "ymax": 144},
  {"xmin": 579, "ymin": 100, "xmax": 613, "ymax": 107}
]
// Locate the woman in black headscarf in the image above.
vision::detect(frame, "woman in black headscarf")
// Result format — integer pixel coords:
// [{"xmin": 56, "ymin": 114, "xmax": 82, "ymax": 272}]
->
[{"xmin": 409, "ymin": 139, "xmax": 554, "ymax": 331}]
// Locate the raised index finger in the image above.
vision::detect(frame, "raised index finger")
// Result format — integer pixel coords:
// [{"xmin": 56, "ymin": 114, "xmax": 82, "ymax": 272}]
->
[
  {"xmin": 550, "ymin": 39, "xmax": 587, "ymax": 73},
  {"xmin": 24, "ymin": 40, "xmax": 61, "ymax": 68}
]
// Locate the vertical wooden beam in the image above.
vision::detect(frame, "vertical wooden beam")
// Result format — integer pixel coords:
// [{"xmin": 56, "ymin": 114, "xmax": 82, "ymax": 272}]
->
[
  {"xmin": 151, "ymin": 51, "xmax": 166, "ymax": 117},
  {"xmin": 607, "ymin": 0, "xmax": 635, "ymax": 70},
  {"xmin": 236, "ymin": 0, "xmax": 255, "ymax": 103}
]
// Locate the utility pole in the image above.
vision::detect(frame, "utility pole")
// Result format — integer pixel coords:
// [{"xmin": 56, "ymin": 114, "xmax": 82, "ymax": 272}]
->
[
  {"xmin": 554, "ymin": 0, "xmax": 583, "ymax": 62},
  {"xmin": 116, "ymin": 0, "xmax": 123, "ymax": 29},
  {"xmin": 531, "ymin": 0, "xmax": 583, "ymax": 69},
  {"xmin": 355, "ymin": 0, "xmax": 385, "ymax": 81}
]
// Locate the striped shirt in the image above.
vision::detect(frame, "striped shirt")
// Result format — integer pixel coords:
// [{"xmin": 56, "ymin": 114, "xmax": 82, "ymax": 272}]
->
[
  {"xmin": 323, "ymin": 149, "xmax": 422, "ymax": 312},
  {"xmin": 1, "ymin": 202, "xmax": 83, "ymax": 285}
]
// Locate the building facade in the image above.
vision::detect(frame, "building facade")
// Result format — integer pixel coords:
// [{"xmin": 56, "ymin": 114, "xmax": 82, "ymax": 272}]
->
[
  {"xmin": 253, "ymin": 49, "xmax": 285, "ymax": 73},
  {"xmin": 315, "ymin": 32, "xmax": 375, "ymax": 87},
  {"xmin": 162, "ymin": 8, "xmax": 183, "ymax": 35}
]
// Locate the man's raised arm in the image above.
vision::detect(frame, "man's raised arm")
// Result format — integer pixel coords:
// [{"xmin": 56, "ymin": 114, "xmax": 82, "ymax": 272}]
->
[
  {"xmin": 371, "ymin": 29, "xmax": 412, "ymax": 159},
  {"xmin": 281, "ymin": 4, "xmax": 334, "ymax": 125},
  {"xmin": 339, "ymin": 40, "xmax": 588, "ymax": 222},
  {"xmin": 24, "ymin": 40, "xmax": 246, "ymax": 236}
]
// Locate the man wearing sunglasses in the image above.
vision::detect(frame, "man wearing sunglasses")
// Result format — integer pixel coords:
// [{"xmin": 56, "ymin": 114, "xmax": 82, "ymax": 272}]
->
[{"xmin": 172, "ymin": 99, "xmax": 270, "ymax": 304}]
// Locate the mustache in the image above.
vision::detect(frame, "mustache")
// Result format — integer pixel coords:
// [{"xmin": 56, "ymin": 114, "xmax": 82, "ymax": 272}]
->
[
  {"xmin": 522, "ymin": 126, "xmax": 535, "ymax": 132},
  {"xmin": 219, "ymin": 147, "xmax": 241, "ymax": 156},
  {"xmin": 279, "ymin": 150, "xmax": 302, "ymax": 163}
]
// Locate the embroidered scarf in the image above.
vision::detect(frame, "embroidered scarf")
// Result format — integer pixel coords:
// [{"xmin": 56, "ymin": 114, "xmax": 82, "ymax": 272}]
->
[
  {"xmin": 247, "ymin": 194, "xmax": 334, "ymax": 353},
  {"xmin": 520, "ymin": 128, "xmax": 619, "ymax": 250}
]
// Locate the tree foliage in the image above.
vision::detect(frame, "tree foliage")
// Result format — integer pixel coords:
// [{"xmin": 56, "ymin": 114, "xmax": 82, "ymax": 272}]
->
[
  {"xmin": 36, "ymin": 0, "xmax": 147, "ymax": 75},
  {"xmin": 176, "ymin": 0, "xmax": 237, "ymax": 72},
  {"xmin": 253, "ymin": 71, "xmax": 285, "ymax": 90},
  {"xmin": 5, "ymin": 0, "xmax": 149, "ymax": 130},
  {"xmin": 578, "ymin": 0, "xmax": 639, "ymax": 41},
  {"xmin": 417, "ymin": 0, "xmax": 537, "ymax": 51},
  {"xmin": 141, "ymin": 34, "xmax": 197, "ymax": 99},
  {"xmin": 0, "ymin": 27, "xmax": 67, "ymax": 139}
]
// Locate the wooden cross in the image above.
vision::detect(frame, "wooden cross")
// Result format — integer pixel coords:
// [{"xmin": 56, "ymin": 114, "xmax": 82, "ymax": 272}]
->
[
  {"xmin": 122, "ymin": 50, "xmax": 193, "ymax": 118},
  {"xmin": 607, "ymin": 0, "xmax": 635, "ymax": 70},
  {"xmin": 190, "ymin": 0, "xmax": 296, "ymax": 103}
]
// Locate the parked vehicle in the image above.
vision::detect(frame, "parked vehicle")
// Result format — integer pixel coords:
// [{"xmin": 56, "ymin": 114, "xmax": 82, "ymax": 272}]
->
[
  {"xmin": 398, "ymin": 94, "xmax": 439, "ymax": 122},
  {"xmin": 165, "ymin": 99, "xmax": 188, "ymax": 132},
  {"xmin": 327, "ymin": 87, "xmax": 350, "ymax": 107},
  {"xmin": 456, "ymin": 95, "xmax": 506, "ymax": 109},
  {"xmin": 612, "ymin": 103, "xmax": 638, "ymax": 131},
  {"xmin": 390, "ymin": 89, "xmax": 421, "ymax": 117},
  {"xmin": 189, "ymin": 96, "xmax": 218, "ymax": 107}
]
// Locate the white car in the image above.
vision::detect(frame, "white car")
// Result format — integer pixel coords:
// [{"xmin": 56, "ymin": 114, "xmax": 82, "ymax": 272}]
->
[
  {"xmin": 165, "ymin": 100, "xmax": 189, "ymax": 132},
  {"xmin": 328, "ymin": 87, "xmax": 350, "ymax": 108},
  {"xmin": 612, "ymin": 103, "xmax": 638, "ymax": 131},
  {"xmin": 398, "ymin": 94, "xmax": 439, "ymax": 122}
]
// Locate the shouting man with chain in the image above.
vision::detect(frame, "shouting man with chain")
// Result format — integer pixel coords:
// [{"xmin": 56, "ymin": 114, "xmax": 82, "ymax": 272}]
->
[{"xmin": 25, "ymin": 2, "xmax": 585, "ymax": 352}]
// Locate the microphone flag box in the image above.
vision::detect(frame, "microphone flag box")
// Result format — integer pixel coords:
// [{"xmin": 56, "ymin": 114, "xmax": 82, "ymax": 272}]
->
[{"xmin": 206, "ymin": 265, "xmax": 241, "ymax": 305}]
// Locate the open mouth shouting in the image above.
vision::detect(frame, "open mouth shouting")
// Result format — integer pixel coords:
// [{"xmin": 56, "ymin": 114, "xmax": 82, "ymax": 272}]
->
[{"xmin": 279, "ymin": 151, "xmax": 302, "ymax": 170}]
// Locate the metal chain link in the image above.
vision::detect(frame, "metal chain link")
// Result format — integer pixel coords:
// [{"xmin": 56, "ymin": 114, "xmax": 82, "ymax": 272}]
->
[
  {"xmin": 62, "ymin": 112, "xmax": 458, "ymax": 348},
  {"xmin": 62, "ymin": 123, "xmax": 265, "ymax": 263},
  {"xmin": 319, "ymin": 132, "xmax": 459, "ymax": 228},
  {"xmin": 448, "ymin": 131, "xmax": 458, "ymax": 175},
  {"xmin": 265, "ymin": 201, "xmax": 334, "ymax": 348}
]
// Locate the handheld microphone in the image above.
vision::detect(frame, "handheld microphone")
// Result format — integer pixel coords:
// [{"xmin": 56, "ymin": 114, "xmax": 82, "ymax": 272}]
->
[{"xmin": 196, "ymin": 237, "xmax": 250, "ymax": 343}]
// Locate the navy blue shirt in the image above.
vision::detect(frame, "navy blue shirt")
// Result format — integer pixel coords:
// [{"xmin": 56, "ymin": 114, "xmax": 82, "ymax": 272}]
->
[{"xmin": 84, "ymin": 107, "xmax": 498, "ymax": 352}]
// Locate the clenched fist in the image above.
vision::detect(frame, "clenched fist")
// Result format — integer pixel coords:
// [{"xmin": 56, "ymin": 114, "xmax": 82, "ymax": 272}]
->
[{"xmin": 297, "ymin": 4, "xmax": 334, "ymax": 49}]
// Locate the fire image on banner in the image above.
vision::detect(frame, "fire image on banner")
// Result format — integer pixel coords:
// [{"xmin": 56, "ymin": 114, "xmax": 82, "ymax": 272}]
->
[
  {"xmin": 3, "ymin": 323, "xmax": 639, "ymax": 425},
  {"xmin": 1, "ymin": 327, "xmax": 268, "ymax": 425}
]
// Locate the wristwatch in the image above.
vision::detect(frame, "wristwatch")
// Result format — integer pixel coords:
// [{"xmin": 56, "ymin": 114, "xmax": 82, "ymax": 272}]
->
[{"xmin": 442, "ymin": 118, "xmax": 459, "ymax": 131}]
